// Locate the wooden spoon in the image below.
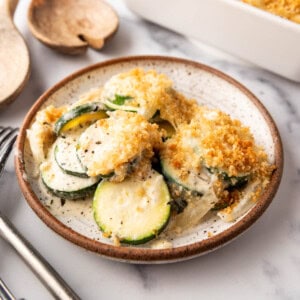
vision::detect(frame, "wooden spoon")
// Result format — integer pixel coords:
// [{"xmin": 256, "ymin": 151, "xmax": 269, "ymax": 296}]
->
[
  {"xmin": 28, "ymin": 0, "xmax": 119, "ymax": 55},
  {"xmin": 0, "ymin": 0, "xmax": 30, "ymax": 109}
]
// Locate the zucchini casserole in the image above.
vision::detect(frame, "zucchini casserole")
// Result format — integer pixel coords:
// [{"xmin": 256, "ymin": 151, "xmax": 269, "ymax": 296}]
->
[{"xmin": 27, "ymin": 68, "xmax": 275, "ymax": 246}]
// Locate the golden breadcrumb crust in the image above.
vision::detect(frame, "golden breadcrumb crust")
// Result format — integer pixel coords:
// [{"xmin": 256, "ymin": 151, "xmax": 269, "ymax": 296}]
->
[
  {"xmin": 79, "ymin": 111, "xmax": 162, "ymax": 178},
  {"xmin": 243, "ymin": 0, "xmax": 300, "ymax": 23},
  {"xmin": 161, "ymin": 106, "xmax": 274, "ymax": 183}
]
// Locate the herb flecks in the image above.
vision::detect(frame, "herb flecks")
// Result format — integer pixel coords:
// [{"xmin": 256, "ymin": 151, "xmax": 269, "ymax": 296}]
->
[
  {"xmin": 168, "ymin": 199, "xmax": 188, "ymax": 214},
  {"xmin": 110, "ymin": 94, "xmax": 133, "ymax": 105}
]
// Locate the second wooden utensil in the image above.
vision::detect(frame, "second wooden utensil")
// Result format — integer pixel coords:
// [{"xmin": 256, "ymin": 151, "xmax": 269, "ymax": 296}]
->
[
  {"xmin": 28, "ymin": 0, "xmax": 119, "ymax": 55},
  {"xmin": 0, "ymin": 0, "xmax": 30, "ymax": 109}
]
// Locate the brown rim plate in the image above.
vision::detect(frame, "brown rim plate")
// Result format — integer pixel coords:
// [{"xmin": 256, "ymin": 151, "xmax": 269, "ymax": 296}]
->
[{"xmin": 15, "ymin": 56, "xmax": 283, "ymax": 263}]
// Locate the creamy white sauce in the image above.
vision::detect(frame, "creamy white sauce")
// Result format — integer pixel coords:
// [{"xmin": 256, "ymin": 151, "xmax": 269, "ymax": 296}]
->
[
  {"xmin": 150, "ymin": 239, "xmax": 173, "ymax": 249},
  {"xmin": 55, "ymin": 128, "xmax": 86, "ymax": 174}
]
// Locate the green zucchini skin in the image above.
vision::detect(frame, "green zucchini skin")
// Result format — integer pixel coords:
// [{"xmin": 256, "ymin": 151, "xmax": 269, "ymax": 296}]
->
[
  {"xmin": 166, "ymin": 181, "xmax": 202, "ymax": 214},
  {"xmin": 104, "ymin": 103, "xmax": 138, "ymax": 113},
  {"xmin": 41, "ymin": 145, "xmax": 101, "ymax": 200},
  {"xmin": 222, "ymin": 173, "xmax": 249, "ymax": 190},
  {"xmin": 54, "ymin": 134, "xmax": 88, "ymax": 178},
  {"xmin": 121, "ymin": 217, "xmax": 170, "ymax": 245},
  {"xmin": 160, "ymin": 158, "xmax": 211, "ymax": 194},
  {"xmin": 54, "ymin": 103, "xmax": 107, "ymax": 135},
  {"xmin": 206, "ymin": 167, "xmax": 249, "ymax": 190},
  {"xmin": 149, "ymin": 110, "xmax": 175, "ymax": 139},
  {"xmin": 104, "ymin": 101, "xmax": 138, "ymax": 113},
  {"xmin": 76, "ymin": 118, "xmax": 147, "ymax": 179},
  {"xmin": 93, "ymin": 171, "xmax": 171, "ymax": 245},
  {"xmin": 42, "ymin": 177, "xmax": 99, "ymax": 200},
  {"xmin": 103, "ymin": 94, "xmax": 138, "ymax": 113},
  {"xmin": 104, "ymin": 95, "xmax": 160, "ymax": 119},
  {"xmin": 95, "ymin": 161, "xmax": 137, "ymax": 180}
]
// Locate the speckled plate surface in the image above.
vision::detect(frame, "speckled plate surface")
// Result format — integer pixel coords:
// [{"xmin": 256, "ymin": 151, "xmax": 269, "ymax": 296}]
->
[{"xmin": 15, "ymin": 56, "xmax": 283, "ymax": 263}]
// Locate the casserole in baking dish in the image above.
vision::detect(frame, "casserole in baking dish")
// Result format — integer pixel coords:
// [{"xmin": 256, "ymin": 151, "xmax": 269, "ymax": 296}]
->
[{"xmin": 124, "ymin": 0, "xmax": 300, "ymax": 82}]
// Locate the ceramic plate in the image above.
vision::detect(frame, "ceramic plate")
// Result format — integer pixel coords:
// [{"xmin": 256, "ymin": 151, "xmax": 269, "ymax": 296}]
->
[{"xmin": 15, "ymin": 56, "xmax": 283, "ymax": 263}]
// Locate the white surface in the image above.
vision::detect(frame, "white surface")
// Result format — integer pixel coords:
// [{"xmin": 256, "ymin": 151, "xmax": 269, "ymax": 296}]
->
[
  {"xmin": 0, "ymin": 0, "xmax": 299, "ymax": 299},
  {"xmin": 124, "ymin": 0, "xmax": 300, "ymax": 82}
]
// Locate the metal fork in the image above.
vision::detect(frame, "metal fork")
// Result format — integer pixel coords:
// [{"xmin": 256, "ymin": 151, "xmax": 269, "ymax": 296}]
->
[
  {"xmin": 0, "ymin": 277, "xmax": 16, "ymax": 300},
  {"xmin": 0, "ymin": 127, "xmax": 81, "ymax": 300}
]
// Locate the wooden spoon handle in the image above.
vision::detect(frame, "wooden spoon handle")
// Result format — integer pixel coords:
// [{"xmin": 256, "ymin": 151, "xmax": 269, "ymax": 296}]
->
[
  {"xmin": 0, "ymin": 0, "xmax": 19, "ymax": 19},
  {"xmin": 7, "ymin": 0, "xmax": 19, "ymax": 18},
  {"xmin": 79, "ymin": 34, "xmax": 104, "ymax": 49},
  {"xmin": 0, "ymin": 0, "xmax": 30, "ymax": 109}
]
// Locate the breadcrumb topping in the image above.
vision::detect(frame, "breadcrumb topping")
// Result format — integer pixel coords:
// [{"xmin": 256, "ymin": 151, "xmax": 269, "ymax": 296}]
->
[
  {"xmin": 78, "ymin": 111, "xmax": 162, "ymax": 178},
  {"xmin": 27, "ymin": 67, "xmax": 275, "ymax": 229},
  {"xmin": 161, "ymin": 105, "xmax": 274, "ymax": 188},
  {"xmin": 159, "ymin": 88, "xmax": 199, "ymax": 128},
  {"xmin": 27, "ymin": 105, "xmax": 66, "ymax": 164},
  {"xmin": 70, "ymin": 88, "xmax": 103, "ymax": 108},
  {"xmin": 102, "ymin": 68, "xmax": 173, "ymax": 119},
  {"xmin": 243, "ymin": 0, "xmax": 300, "ymax": 23}
]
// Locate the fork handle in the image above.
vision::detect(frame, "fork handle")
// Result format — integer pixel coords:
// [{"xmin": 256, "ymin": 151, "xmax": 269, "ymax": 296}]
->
[
  {"xmin": 0, "ymin": 0, "xmax": 18, "ymax": 19},
  {"xmin": 0, "ymin": 278, "xmax": 16, "ymax": 300},
  {"xmin": 0, "ymin": 212, "xmax": 80, "ymax": 300}
]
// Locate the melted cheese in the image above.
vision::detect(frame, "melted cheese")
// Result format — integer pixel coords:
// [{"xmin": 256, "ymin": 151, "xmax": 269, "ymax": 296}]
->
[
  {"xmin": 94, "ymin": 170, "xmax": 170, "ymax": 241},
  {"xmin": 102, "ymin": 68, "xmax": 172, "ymax": 119},
  {"xmin": 161, "ymin": 106, "xmax": 273, "ymax": 179},
  {"xmin": 217, "ymin": 180, "xmax": 261, "ymax": 222},
  {"xmin": 77, "ymin": 111, "xmax": 162, "ymax": 177},
  {"xmin": 27, "ymin": 105, "xmax": 66, "ymax": 166},
  {"xmin": 27, "ymin": 68, "xmax": 275, "ymax": 233},
  {"xmin": 70, "ymin": 88, "xmax": 103, "ymax": 108}
]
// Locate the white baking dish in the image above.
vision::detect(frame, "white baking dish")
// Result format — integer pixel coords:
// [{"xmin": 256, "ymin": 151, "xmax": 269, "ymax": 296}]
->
[{"xmin": 124, "ymin": 0, "xmax": 300, "ymax": 82}]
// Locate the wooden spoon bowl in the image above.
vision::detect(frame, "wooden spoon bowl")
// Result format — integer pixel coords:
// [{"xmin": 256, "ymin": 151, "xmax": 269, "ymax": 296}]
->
[
  {"xmin": 0, "ymin": 0, "xmax": 30, "ymax": 109},
  {"xmin": 28, "ymin": 0, "xmax": 119, "ymax": 55}
]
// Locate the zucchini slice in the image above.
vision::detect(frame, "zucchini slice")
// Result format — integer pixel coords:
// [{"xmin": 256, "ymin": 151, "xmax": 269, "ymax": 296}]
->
[
  {"xmin": 167, "ymin": 185, "xmax": 218, "ymax": 231},
  {"xmin": 150, "ymin": 112, "xmax": 175, "ymax": 139},
  {"xmin": 77, "ymin": 111, "xmax": 161, "ymax": 178},
  {"xmin": 93, "ymin": 170, "xmax": 171, "ymax": 245},
  {"xmin": 161, "ymin": 158, "xmax": 219, "ymax": 225},
  {"xmin": 161, "ymin": 157, "xmax": 213, "ymax": 195},
  {"xmin": 55, "ymin": 103, "xmax": 107, "ymax": 135},
  {"xmin": 217, "ymin": 180, "xmax": 261, "ymax": 222},
  {"xmin": 41, "ymin": 145, "xmax": 100, "ymax": 199},
  {"xmin": 104, "ymin": 94, "xmax": 139, "ymax": 113},
  {"xmin": 156, "ymin": 120, "xmax": 175, "ymax": 139},
  {"xmin": 207, "ymin": 167, "xmax": 249, "ymax": 190},
  {"xmin": 54, "ymin": 130, "xmax": 87, "ymax": 178},
  {"xmin": 104, "ymin": 95, "xmax": 158, "ymax": 120}
]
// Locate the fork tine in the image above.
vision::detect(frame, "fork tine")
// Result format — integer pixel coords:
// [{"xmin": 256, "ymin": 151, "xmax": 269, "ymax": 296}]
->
[
  {"xmin": 0, "ymin": 128, "xmax": 18, "ymax": 151},
  {"xmin": 0, "ymin": 128, "xmax": 17, "ymax": 146},
  {"xmin": 0, "ymin": 277, "xmax": 17, "ymax": 300},
  {"xmin": 0, "ymin": 128, "xmax": 18, "ymax": 178}
]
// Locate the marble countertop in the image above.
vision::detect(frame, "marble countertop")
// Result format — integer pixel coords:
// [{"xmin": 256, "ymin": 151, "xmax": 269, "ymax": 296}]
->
[{"xmin": 1, "ymin": 0, "xmax": 300, "ymax": 299}]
